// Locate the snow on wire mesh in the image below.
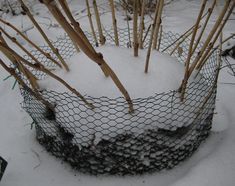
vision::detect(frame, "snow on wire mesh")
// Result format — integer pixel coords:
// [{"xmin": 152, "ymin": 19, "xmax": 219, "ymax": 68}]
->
[{"xmin": 21, "ymin": 28, "xmax": 218, "ymax": 175}]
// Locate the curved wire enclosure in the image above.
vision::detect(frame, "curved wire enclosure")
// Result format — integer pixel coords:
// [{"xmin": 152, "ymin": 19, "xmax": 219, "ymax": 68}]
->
[{"xmin": 21, "ymin": 28, "xmax": 218, "ymax": 175}]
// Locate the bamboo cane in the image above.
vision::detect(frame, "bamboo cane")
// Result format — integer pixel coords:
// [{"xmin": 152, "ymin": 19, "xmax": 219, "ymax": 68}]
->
[
  {"xmin": 109, "ymin": 0, "xmax": 119, "ymax": 46},
  {"xmin": 42, "ymin": 0, "xmax": 133, "ymax": 112},
  {"xmin": 144, "ymin": 25, "xmax": 154, "ymax": 73},
  {"xmin": 93, "ymin": 0, "xmax": 106, "ymax": 45},
  {"xmin": 195, "ymin": 2, "xmax": 234, "ymax": 72},
  {"xmin": 179, "ymin": 0, "xmax": 207, "ymax": 101},
  {"xmin": 0, "ymin": 18, "xmax": 62, "ymax": 68},
  {"xmin": 19, "ymin": 0, "xmax": 69, "ymax": 71},
  {"xmin": 0, "ymin": 31, "xmax": 39, "ymax": 90},
  {"xmin": 133, "ymin": 0, "xmax": 139, "ymax": 56},
  {"xmin": 138, "ymin": 0, "xmax": 146, "ymax": 49},
  {"xmin": 152, "ymin": 0, "xmax": 164, "ymax": 50},
  {"xmin": 187, "ymin": 0, "xmax": 231, "ymax": 76},
  {"xmin": 191, "ymin": 0, "xmax": 217, "ymax": 55},
  {"xmin": 85, "ymin": 0, "xmax": 99, "ymax": 47},
  {"xmin": 0, "ymin": 58, "xmax": 55, "ymax": 111},
  {"xmin": 0, "ymin": 42, "xmax": 94, "ymax": 108}
]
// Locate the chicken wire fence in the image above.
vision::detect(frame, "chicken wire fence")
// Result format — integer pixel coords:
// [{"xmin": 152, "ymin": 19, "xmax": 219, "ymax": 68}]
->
[{"xmin": 20, "ymin": 27, "xmax": 218, "ymax": 175}]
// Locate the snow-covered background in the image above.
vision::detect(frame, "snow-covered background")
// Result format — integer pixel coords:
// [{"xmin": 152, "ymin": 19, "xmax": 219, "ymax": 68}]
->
[{"xmin": 0, "ymin": 0, "xmax": 235, "ymax": 185}]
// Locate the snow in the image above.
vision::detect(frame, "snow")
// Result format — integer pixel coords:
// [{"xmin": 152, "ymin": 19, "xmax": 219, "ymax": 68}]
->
[
  {"xmin": 39, "ymin": 46, "xmax": 184, "ymax": 98},
  {"xmin": 0, "ymin": 0, "xmax": 235, "ymax": 186}
]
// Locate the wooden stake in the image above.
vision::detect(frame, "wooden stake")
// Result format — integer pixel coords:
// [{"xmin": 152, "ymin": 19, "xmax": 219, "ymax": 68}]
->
[
  {"xmin": 138, "ymin": 0, "xmax": 146, "ymax": 49},
  {"xmin": 179, "ymin": 0, "xmax": 207, "ymax": 101},
  {"xmin": 152, "ymin": 0, "xmax": 164, "ymax": 50},
  {"xmin": 19, "ymin": 0, "xmax": 69, "ymax": 71},
  {"xmin": 93, "ymin": 0, "xmax": 106, "ymax": 45},
  {"xmin": 133, "ymin": 0, "xmax": 139, "ymax": 56},
  {"xmin": 0, "ymin": 18, "xmax": 62, "ymax": 68},
  {"xmin": 85, "ymin": 0, "xmax": 99, "ymax": 47},
  {"xmin": 109, "ymin": 0, "xmax": 119, "ymax": 46}
]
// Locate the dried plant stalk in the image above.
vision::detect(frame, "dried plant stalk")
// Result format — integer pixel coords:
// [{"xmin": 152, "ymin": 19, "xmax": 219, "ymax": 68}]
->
[
  {"xmin": 187, "ymin": 0, "xmax": 232, "ymax": 77},
  {"xmin": 157, "ymin": 24, "xmax": 162, "ymax": 51},
  {"xmin": 0, "ymin": 30, "xmax": 39, "ymax": 90},
  {"xmin": 93, "ymin": 0, "xmax": 106, "ymax": 45},
  {"xmin": 85, "ymin": 0, "xmax": 99, "ymax": 47},
  {"xmin": 144, "ymin": 1, "xmax": 159, "ymax": 73},
  {"xmin": 42, "ymin": 0, "xmax": 133, "ymax": 112},
  {"xmin": 0, "ymin": 42, "xmax": 94, "ymax": 108},
  {"xmin": 133, "ymin": 0, "xmax": 139, "ymax": 56},
  {"xmin": 195, "ymin": 2, "xmax": 234, "ymax": 71},
  {"xmin": 0, "ymin": 58, "xmax": 55, "ymax": 111},
  {"xmin": 19, "ymin": 0, "xmax": 69, "ymax": 71},
  {"xmin": 169, "ymin": 27, "xmax": 196, "ymax": 56},
  {"xmin": 109, "ymin": 0, "xmax": 119, "ymax": 46},
  {"xmin": 0, "ymin": 18, "xmax": 62, "ymax": 68},
  {"xmin": 179, "ymin": 0, "xmax": 207, "ymax": 101},
  {"xmin": 56, "ymin": 0, "xmax": 109, "ymax": 77},
  {"xmin": 162, "ymin": 10, "xmax": 209, "ymax": 53},
  {"xmin": 191, "ymin": 0, "xmax": 216, "ymax": 55},
  {"xmin": 144, "ymin": 25, "xmax": 154, "ymax": 73},
  {"xmin": 58, "ymin": 0, "xmax": 95, "ymax": 54},
  {"xmin": 138, "ymin": 0, "xmax": 146, "ymax": 49},
  {"xmin": 57, "ymin": 0, "xmax": 80, "ymax": 53},
  {"xmin": 152, "ymin": 0, "xmax": 164, "ymax": 50}
]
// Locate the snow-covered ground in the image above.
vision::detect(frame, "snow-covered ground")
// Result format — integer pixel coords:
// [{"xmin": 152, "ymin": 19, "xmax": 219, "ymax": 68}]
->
[{"xmin": 0, "ymin": 0, "xmax": 235, "ymax": 185}]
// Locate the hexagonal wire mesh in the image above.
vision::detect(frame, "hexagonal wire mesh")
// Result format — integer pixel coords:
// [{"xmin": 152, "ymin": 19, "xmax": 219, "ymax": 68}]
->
[{"xmin": 20, "ymin": 27, "xmax": 218, "ymax": 175}]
